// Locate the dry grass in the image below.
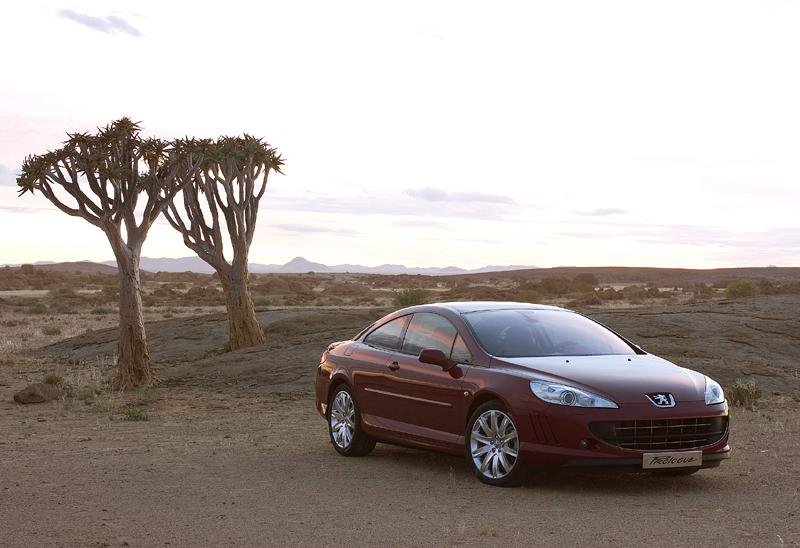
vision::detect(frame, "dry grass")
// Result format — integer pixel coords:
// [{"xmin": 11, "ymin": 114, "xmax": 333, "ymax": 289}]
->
[
  {"xmin": 727, "ymin": 379, "xmax": 762, "ymax": 408},
  {"xmin": 122, "ymin": 406, "xmax": 149, "ymax": 421},
  {"xmin": 62, "ymin": 356, "xmax": 111, "ymax": 391},
  {"xmin": 43, "ymin": 372, "xmax": 63, "ymax": 385},
  {"xmin": 0, "ymin": 309, "xmax": 116, "ymax": 352}
]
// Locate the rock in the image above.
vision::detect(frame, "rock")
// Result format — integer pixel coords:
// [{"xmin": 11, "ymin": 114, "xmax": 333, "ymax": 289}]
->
[{"xmin": 13, "ymin": 383, "xmax": 62, "ymax": 404}]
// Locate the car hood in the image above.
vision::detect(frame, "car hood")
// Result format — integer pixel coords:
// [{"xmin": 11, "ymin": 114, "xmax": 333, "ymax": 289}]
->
[{"xmin": 495, "ymin": 354, "xmax": 706, "ymax": 404}]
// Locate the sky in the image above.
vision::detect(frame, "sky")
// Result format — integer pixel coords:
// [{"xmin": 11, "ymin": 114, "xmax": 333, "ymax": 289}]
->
[{"xmin": 1, "ymin": 0, "xmax": 798, "ymax": 269}]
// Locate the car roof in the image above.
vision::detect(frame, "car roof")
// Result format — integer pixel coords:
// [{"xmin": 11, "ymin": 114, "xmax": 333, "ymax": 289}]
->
[{"xmin": 414, "ymin": 301, "xmax": 567, "ymax": 314}]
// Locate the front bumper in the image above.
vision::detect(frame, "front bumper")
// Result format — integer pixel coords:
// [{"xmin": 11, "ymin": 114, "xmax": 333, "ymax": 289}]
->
[
  {"xmin": 509, "ymin": 397, "xmax": 731, "ymax": 470},
  {"xmin": 561, "ymin": 446, "xmax": 730, "ymax": 470}
]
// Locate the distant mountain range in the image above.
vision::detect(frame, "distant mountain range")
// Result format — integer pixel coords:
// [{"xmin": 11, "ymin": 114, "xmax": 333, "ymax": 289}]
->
[
  {"xmin": 6, "ymin": 256, "xmax": 537, "ymax": 275},
  {"xmin": 92, "ymin": 256, "xmax": 538, "ymax": 275}
]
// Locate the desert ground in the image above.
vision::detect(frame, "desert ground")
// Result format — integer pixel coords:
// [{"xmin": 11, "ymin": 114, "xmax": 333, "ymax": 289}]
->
[{"xmin": 1, "ymin": 266, "xmax": 799, "ymax": 547}]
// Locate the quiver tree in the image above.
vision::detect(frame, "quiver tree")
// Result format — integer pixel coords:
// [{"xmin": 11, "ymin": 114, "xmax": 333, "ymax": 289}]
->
[
  {"xmin": 164, "ymin": 135, "xmax": 283, "ymax": 350},
  {"xmin": 17, "ymin": 118, "xmax": 201, "ymax": 389}
]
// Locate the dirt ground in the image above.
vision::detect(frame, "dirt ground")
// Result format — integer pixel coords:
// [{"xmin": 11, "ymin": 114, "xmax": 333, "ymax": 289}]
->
[{"xmin": 1, "ymin": 297, "xmax": 799, "ymax": 547}]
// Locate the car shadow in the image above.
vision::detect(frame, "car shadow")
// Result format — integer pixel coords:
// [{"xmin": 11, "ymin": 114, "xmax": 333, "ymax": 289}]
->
[{"xmin": 368, "ymin": 444, "xmax": 728, "ymax": 494}]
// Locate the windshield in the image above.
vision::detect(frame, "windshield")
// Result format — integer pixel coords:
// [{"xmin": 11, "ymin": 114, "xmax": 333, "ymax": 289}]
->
[{"xmin": 463, "ymin": 309, "xmax": 636, "ymax": 358}]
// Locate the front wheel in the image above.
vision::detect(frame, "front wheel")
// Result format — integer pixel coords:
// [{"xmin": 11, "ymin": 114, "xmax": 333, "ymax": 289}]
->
[
  {"xmin": 466, "ymin": 401, "xmax": 528, "ymax": 487},
  {"xmin": 328, "ymin": 385, "xmax": 376, "ymax": 457}
]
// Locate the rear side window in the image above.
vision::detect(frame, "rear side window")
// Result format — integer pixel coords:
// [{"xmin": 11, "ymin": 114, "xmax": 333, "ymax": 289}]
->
[
  {"xmin": 401, "ymin": 313, "xmax": 458, "ymax": 356},
  {"xmin": 450, "ymin": 334, "xmax": 473, "ymax": 364},
  {"xmin": 363, "ymin": 316, "xmax": 409, "ymax": 350}
]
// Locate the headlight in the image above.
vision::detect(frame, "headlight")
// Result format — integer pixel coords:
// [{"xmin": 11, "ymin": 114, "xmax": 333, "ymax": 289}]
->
[
  {"xmin": 530, "ymin": 379, "xmax": 618, "ymax": 408},
  {"xmin": 704, "ymin": 376, "xmax": 725, "ymax": 405}
]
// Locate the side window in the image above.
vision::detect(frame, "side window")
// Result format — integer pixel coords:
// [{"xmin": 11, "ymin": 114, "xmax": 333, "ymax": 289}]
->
[
  {"xmin": 450, "ymin": 334, "xmax": 473, "ymax": 364},
  {"xmin": 402, "ymin": 313, "xmax": 458, "ymax": 356},
  {"xmin": 363, "ymin": 316, "xmax": 409, "ymax": 351}
]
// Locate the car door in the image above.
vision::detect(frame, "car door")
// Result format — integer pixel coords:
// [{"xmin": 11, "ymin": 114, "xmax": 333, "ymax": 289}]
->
[
  {"xmin": 386, "ymin": 313, "xmax": 470, "ymax": 443},
  {"xmin": 350, "ymin": 315, "xmax": 410, "ymax": 424}
]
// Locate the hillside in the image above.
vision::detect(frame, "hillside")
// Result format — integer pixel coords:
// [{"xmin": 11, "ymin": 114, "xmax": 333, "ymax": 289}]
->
[
  {"xmin": 456, "ymin": 266, "xmax": 800, "ymax": 285},
  {"xmin": 6, "ymin": 258, "xmax": 800, "ymax": 284},
  {"xmin": 18, "ymin": 261, "xmax": 118, "ymax": 275}
]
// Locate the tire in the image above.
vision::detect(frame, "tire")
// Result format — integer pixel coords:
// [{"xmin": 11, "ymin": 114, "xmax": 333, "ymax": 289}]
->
[
  {"xmin": 466, "ymin": 400, "xmax": 528, "ymax": 487},
  {"xmin": 328, "ymin": 385, "xmax": 376, "ymax": 457}
]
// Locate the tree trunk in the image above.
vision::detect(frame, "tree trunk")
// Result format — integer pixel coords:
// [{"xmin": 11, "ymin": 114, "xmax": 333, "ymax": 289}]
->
[
  {"xmin": 220, "ymin": 264, "xmax": 265, "ymax": 350},
  {"xmin": 110, "ymin": 241, "xmax": 152, "ymax": 389}
]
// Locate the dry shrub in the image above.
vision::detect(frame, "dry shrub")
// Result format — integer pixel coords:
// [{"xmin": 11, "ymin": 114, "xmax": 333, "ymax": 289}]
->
[
  {"xmin": 62, "ymin": 358, "xmax": 109, "ymax": 393},
  {"xmin": 727, "ymin": 379, "xmax": 762, "ymax": 408},
  {"xmin": 27, "ymin": 303, "xmax": 48, "ymax": 315},
  {"xmin": 567, "ymin": 293, "xmax": 602, "ymax": 307},
  {"xmin": 252, "ymin": 277, "xmax": 316, "ymax": 304},
  {"xmin": 184, "ymin": 285, "xmax": 223, "ymax": 303},
  {"xmin": 537, "ymin": 277, "xmax": 575, "ymax": 296},
  {"xmin": 44, "ymin": 373, "xmax": 64, "ymax": 385},
  {"xmin": 253, "ymin": 296, "xmax": 273, "ymax": 307},
  {"xmin": 152, "ymin": 286, "xmax": 177, "ymax": 298},
  {"xmin": 573, "ymin": 273, "xmax": 599, "ymax": 287},
  {"xmin": 123, "ymin": 407, "xmax": 149, "ymax": 421},
  {"xmin": 322, "ymin": 283, "xmax": 371, "ymax": 297},
  {"xmin": 42, "ymin": 326, "xmax": 62, "ymax": 336},
  {"xmin": 443, "ymin": 285, "xmax": 507, "ymax": 301},
  {"xmin": 393, "ymin": 288, "xmax": 428, "ymax": 307},
  {"xmin": 726, "ymin": 280, "xmax": 760, "ymax": 299}
]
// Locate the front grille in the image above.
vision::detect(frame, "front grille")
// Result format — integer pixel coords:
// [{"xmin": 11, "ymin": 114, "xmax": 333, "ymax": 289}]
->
[{"xmin": 589, "ymin": 417, "xmax": 728, "ymax": 451}]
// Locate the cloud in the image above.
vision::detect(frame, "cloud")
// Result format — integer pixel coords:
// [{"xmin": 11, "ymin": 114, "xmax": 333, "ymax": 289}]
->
[
  {"xmin": 392, "ymin": 219, "xmax": 445, "ymax": 228},
  {"xmin": 405, "ymin": 187, "xmax": 514, "ymax": 205},
  {"xmin": 58, "ymin": 10, "xmax": 142, "ymax": 37},
  {"xmin": 0, "ymin": 204, "xmax": 53, "ymax": 214},
  {"xmin": 0, "ymin": 165, "xmax": 16, "ymax": 186},
  {"xmin": 264, "ymin": 188, "xmax": 514, "ymax": 221},
  {"xmin": 572, "ymin": 207, "xmax": 627, "ymax": 216},
  {"xmin": 270, "ymin": 223, "xmax": 360, "ymax": 237},
  {"xmin": 559, "ymin": 223, "xmax": 800, "ymax": 251}
]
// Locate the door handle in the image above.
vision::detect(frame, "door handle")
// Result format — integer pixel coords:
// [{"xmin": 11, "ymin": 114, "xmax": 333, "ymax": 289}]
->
[{"xmin": 387, "ymin": 361, "xmax": 400, "ymax": 371}]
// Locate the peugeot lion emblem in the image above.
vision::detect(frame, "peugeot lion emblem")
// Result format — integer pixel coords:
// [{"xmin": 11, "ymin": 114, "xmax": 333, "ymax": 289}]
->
[{"xmin": 646, "ymin": 393, "xmax": 676, "ymax": 408}]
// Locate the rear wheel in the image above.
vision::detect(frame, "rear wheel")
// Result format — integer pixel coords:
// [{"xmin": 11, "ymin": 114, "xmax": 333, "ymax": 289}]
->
[
  {"xmin": 466, "ymin": 400, "xmax": 528, "ymax": 487},
  {"xmin": 328, "ymin": 385, "xmax": 376, "ymax": 457}
]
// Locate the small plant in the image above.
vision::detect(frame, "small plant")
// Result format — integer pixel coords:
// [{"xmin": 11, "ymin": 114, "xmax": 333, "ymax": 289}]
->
[
  {"xmin": 88, "ymin": 393, "xmax": 118, "ymax": 414},
  {"xmin": 136, "ymin": 387, "xmax": 160, "ymax": 405},
  {"xmin": 123, "ymin": 407, "xmax": 149, "ymax": 421},
  {"xmin": 727, "ymin": 379, "xmax": 762, "ymax": 408},
  {"xmin": 567, "ymin": 292, "xmax": 602, "ymax": 307},
  {"xmin": 393, "ymin": 288, "xmax": 428, "ymax": 307},
  {"xmin": 43, "ymin": 373, "xmax": 64, "ymax": 386},
  {"xmin": 726, "ymin": 280, "xmax": 760, "ymax": 299},
  {"xmin": 91, "ymin": 307, "xmax": 112, "ymax": 315},
  {"xmin": 27, "ymin": 303, "xmax": 48, "ymax": 315},
  {"xmin": 43, "ymin": 326, "xmax": 62, "ymax": 336},
  {"xmin": 50, "ymin": 287, "xmax": 78, "ymax": 299}
]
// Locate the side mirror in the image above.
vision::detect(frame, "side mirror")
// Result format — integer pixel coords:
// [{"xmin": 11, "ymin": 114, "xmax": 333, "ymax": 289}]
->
[{"xmin": 418, "ymin": 349, "xmax": 455, "ymax": 371}]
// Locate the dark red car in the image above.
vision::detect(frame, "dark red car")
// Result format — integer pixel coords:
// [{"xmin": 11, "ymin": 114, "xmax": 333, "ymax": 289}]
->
[{"xmin": 315, "ymin": 302, "xmax": 730, "ymax": 486}]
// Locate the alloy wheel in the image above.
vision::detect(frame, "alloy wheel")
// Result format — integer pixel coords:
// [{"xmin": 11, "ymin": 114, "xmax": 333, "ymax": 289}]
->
[
  {"xmin": 330, "ymin": 390, "xmax": 355, "ymax": 449},
  {"xmin": 470, "ymin": 409, "xmax": 519, "ymax": 480}
]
